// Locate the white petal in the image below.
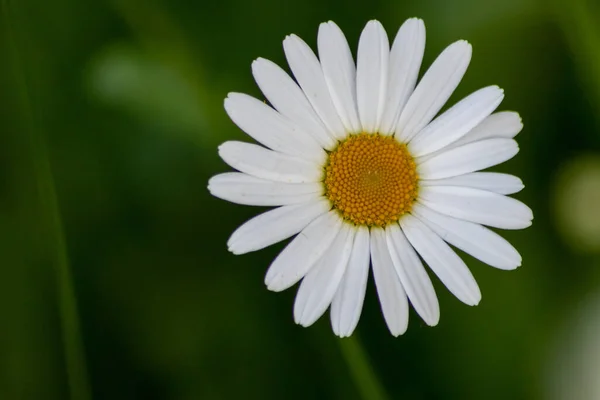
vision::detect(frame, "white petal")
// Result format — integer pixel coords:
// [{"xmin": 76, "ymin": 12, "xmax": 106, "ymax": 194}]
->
[
  {"xmin": 400, "ymin": 215, "xmax": 481, "ymax": 306},
  {"xmin": 409, "ymin": 86, "xmax": 504, "ymax": 157},
  {"xmin": 418, "ymin": 138, "xmax": 519, "ymax": 180},
  {"xmin": 396, "ymin": 40, "xmax": 472, "ymax": 142},
  {"xmin": 452, "ymin": 111, "xmax": 523, "ymax": 148},
  {"xmin": 412, "ymin": 204, "xmax": 522, "ymax": 270},
  {"xmin": 252, "ymin": 58, "xmax": 336, "ymax": 150},
  {"xmin": 371, "ymin": 227, "xmax": 409, "ymax": 336},
  {"xmin": 356, "ymin": 20, "xmax": 390, "ymax": 133},
  {"xmin": 318, "ymin": 21, "xmax": 362, "ymax": 133},
  {"xmin": 265, "ymin": 211, "xmax": 342, "ymax": 291},
  {"xmin": 418, "ymin": 185, "xmax": 533, "ymax": 230},
  {"xmin": 420, "ymin": 172, "xmax": 524, "ymax": 195},
  {"xmin": 227, "ymin": 199, "xmax": 331, "ymax": 255},
  {"xmin": 379, "ymin": 18, "xmax": 426, "ymax": 134},
  {"xmin": 386, "ymin": 223, "xmax": 439, "ymax": 326},
  {"xmin": 294, "ymin": 224, "xmax": 355, "ymax": 327},
  {"xmin": 283, "ymin": 34, "xmax": 347, "ymax": 139},
  {"xmin": 331, "ymin": 226, "xmax": 370, "ymax": 337},
  {"xmin": 208, "ymin": 172, "xmax": 322, "ymax": 206},
  {"xmin": 224, "ymin": 93, "xmax": 325, "ymax": 162},
  {"xmin": 218, "ymin": 141, "xmax": 323, "ymax": 183}
]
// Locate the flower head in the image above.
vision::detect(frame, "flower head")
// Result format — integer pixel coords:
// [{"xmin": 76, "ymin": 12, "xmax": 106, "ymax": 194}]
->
[{"xmin": 208, "ymin": 18, "xmax": 533, "ymax": 337}]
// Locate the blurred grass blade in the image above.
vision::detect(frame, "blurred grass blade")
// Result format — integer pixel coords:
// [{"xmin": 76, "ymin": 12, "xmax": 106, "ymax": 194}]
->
[
  {"xmin": 556, "ymin": 0, "xmax": 600, "ymax": 115},
  {"xmin": 339, "ymin": 336, "xmax": 390, "ymax": 400},
  {"xmin": 1, "ymin": 1, "xmax": 92, "ymax": 399}
]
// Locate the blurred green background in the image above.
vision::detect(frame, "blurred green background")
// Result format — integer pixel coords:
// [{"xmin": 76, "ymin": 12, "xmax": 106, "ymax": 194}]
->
[{"xmin": 2, "ymin": 0, "xmax": 600, "ymax": 398}]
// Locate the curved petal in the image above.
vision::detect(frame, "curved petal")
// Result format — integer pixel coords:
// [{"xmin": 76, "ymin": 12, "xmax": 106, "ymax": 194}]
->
[
  {"xmin": 408, "ymin": 86, "xmax": 504, "ymax": 157},
  {"xmin": 395, "ymin": 40, "xmax": 472, "ymax": 142},
  {"xmin": 227, "ymin": 199, "xmax": 331, "ymax": 255},
  {"xmin": 452, "ymin": 111, "xmax": 523, "ymax": 148},
  {"xmin": 420, "ymin": 172, "xmax": 524, "ymax": 195},
  {"xmin": 356, "ymin": 20, "xmax": 390, "ymax": 133},
  {"xmin": 283, "ymin": 34, "xmax": 347, "ymax": 139},
  {"xmin": 224, "ymin": 93, "xmax": 325, "ymax": 162},
  {"xmin": 418, "ymin": 185, "xmax": 533, "ymax": 230},
  {"xmin": 294, "ymin": 224, "xmax": 355, "ymax": 327},
  {"xmin": 265, "ymin": 211, "xmax": 342, "ymax": 291},
  {"xmin": 331, "ymin": 226, "xmax": 370, "ymax": 337},
  {"xmin": 417, "ymin": 138, "xmax": 519, "ymax": 180},
  {"xmin": 386, "ymin": 223, "xmax": 439, "ymax": 326},
  {"xmin": 218, "ymin": 141, "xmax": 323, "ymax": 183},
  {"xmin": 208, "ymin": 172, "xmax": 323, "ymax": 206},
  {"xmin": 371, "ymin": 227, "xmax": 409, "ymax": 336},
  {"xmin": 252, "ymin": 58, "xmax": 336, "ymax": 150},
  {"xmin": 318, "ymin": 21, "xmax": 362, "ymax": 133},
  {"xmin": 400, "ymin": 214, "xmax": 481, "ymax": 306},
  {"xmin": 412, "ymin": 204, "xmax": 522, "ymax": 270},
  {"xmin": 379, "ymin": 18, "xmax": 425, "ymax": 134}
]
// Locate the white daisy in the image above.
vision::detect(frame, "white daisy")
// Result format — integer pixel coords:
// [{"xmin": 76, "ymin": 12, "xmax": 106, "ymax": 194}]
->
[{"xmin": 208, "ymin": 18, "xmax": 533, "ymax": 337}]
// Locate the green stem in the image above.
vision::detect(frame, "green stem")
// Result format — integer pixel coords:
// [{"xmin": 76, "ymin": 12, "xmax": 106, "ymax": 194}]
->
[
  {"xmin": 339, "ymin": 336, "xmax": 390, "ymax": 400},
  {"xmin": 2, "ymin": 2, "xmax": 92, "ymax": 400}
]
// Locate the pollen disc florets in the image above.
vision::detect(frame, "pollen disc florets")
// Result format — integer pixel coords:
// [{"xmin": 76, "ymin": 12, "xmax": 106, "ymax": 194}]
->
[{"xmin": 324, "ymin": 133, "xmax": 418, "ymax": 227}]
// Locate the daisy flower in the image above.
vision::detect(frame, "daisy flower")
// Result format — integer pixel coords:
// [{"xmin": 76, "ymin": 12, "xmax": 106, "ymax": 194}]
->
[{"xmin": 208, "ymin": 18, "xmax": 533, "ymax": 337}]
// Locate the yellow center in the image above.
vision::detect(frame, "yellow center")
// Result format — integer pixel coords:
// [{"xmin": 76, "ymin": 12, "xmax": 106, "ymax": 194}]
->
[{"xmin": 324, "ymin": 133, "xmax": 419, "ymax": 227}]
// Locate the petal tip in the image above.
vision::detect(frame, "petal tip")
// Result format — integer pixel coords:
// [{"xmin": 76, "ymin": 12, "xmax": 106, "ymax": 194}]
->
[
  {"xmin": 403, "ymin": 17, "xmax": 426, "ymax": 32},
  {"xmin": 490, "ymin": 85, "xmax": 504, "ymax": 96},
  {"xmin": 282, "ymin": 34, "xmax": 295, "ymax": 46},
  {"xmin": 390, "ymin": 328, "xmax": 406, "ymax": 337},
  {"xmin": 293, "ymin": 305, "xmax": 309, "ymax": 326},
  {"xmin": 224, "ymin": 92, "xmax": 243, "ymax": 107},
  {"xmin": 423, "ymin": 310, "xmax": 440, "ymax": 327},
  {"xmin": 332, "ymin": 324, "xmax": 354, "ymax": 338},
  {"xmin": 228, "ymin": 247, "xmax": 241, "ymax": 255},
  {"xmin": 217, "ymin": 142, "xmax": 229, "ymax": 153},
  {"xmin": 452, "ymin": 40, "xmax": 473, "ymax": 54},
  {"xmin": 297, "ymin": 318, "xmax": 313, "ymax": 328},
  {"xmin": 265, "ymin": 278, "xmax": 286, "ymax": 293},
  {"xmin": 227, "ymin": 239, "xmax": 246, "ymax": 254},
  {"xmin": 283, "ymin": 33, "xmax": 302, "ymax": 45},
  {"xmin": 470, "ymin": 295, "xmax": 482, "ymax": 306},
  {"xmin": 322, "ymin": 20, "xmax": 342, "ymax": 33}
]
